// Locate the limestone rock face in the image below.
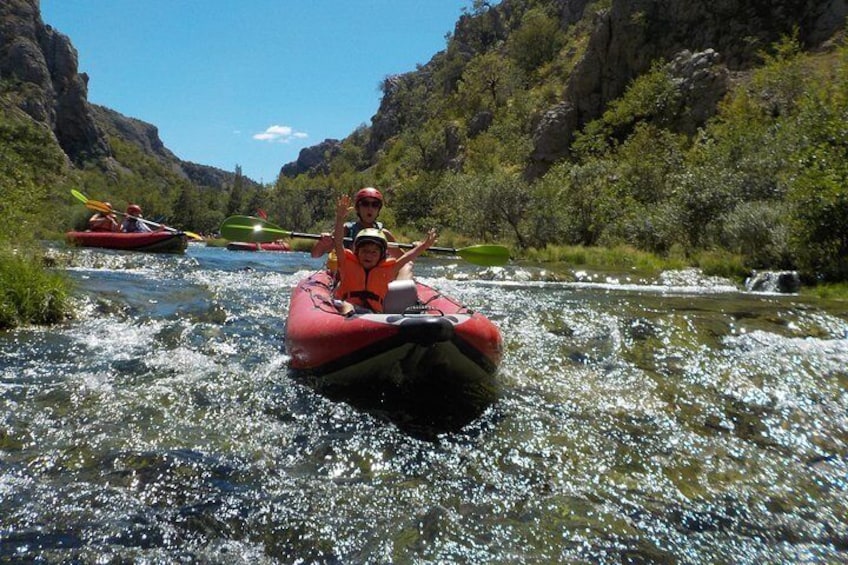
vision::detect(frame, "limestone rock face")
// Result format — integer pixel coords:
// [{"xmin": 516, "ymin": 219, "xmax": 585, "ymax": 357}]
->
[
  {"xmin": 1, "ymin": 1, "xmax": 252, "ymax": 188},
  {"xmin": 528, "ymin": 0, "xmax": 848, "ymax": 176},
  {"xmin": 91, "ymin": 105, "xmax": 176, "ymax": 161},
  {"xmin": 468, "ymin": 110, "xmax": 494, "ymax": 138},
  {"xmin": 667, "ymin": 49, "xmax": 730, "ymax": 135},
  {"xmin": 0, "ymin": 0, "xmax": 109, "ymax": 162},
  {"xmin": 280, "ymin": 139, "xmax": 342, "ymax": 178},
  {"xmin": 528, "ymin": 102, "xmax": 577, "ymax": 179}
]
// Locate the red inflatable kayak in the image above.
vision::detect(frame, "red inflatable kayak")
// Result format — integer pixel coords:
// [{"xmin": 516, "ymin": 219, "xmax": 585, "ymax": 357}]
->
[
  {"xmin": 284, "ymin": 270, "xmax": 502, "ymax": 435},
  {"xmin": 65, "ymin": 230, "xmax": 188, "ymax": 253},
  {"xmin": 226, "ymin": 241, "xmax": 291, "ymax": 252}
]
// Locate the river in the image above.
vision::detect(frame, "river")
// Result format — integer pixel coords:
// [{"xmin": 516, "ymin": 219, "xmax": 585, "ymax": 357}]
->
[{"xmin": 1, "ymin": 243, "xmax": 846, "ymax": 563}]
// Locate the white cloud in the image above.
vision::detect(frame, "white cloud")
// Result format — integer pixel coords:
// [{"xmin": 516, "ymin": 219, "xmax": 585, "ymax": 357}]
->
[{"xmin": 253, "ymin": 124, "xmax": 308, "ymax": 143}]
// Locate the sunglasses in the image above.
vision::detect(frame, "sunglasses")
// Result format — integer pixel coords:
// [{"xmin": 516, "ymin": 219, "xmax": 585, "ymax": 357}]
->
[{"xmin": 358, "ymin": 199, "xmax": 382, "ymax": 209}]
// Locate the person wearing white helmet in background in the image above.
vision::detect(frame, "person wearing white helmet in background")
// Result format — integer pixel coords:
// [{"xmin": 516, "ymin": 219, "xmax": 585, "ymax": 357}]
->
[
  {"xmin": 311, "ymin": 187, "xmax": 414, "ymax": 280},
  {"xmin": 121, "ymin": 204, "xmax": 153, "ymax": 233},
  {"xmin": 331, "ymin": 195, "xmax": 436, "ymax": 315}
]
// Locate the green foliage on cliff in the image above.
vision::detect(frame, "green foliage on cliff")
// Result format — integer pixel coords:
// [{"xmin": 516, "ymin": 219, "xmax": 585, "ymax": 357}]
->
[
  {"xmin": 0, "ymin": 102, "xmax": 68, "ymax": 240},
  {"xmin": 0, "ymin": 101, "xmax": 73, "ymax": 328},
  {"xmin": 560, "ymin": 32, "xmax": 848, "ymax": 282}
]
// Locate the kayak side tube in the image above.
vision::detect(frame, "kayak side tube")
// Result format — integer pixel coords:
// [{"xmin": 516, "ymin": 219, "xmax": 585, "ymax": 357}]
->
[
  {"xmin": 65, "ymin": 231, "xmax": 188, "ymax": 253},
  {"xmin": 284, "ymin": 271, "xmax": 502, "ymax": 411}
]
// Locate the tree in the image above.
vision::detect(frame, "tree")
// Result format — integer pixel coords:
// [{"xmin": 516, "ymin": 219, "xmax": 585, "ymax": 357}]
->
[
  {"xmin": 787, "ymin": 95, "xmax": 848, "ymax": 280},
  {"xmin": 436, "ymin": 171, "xmax": 528, "ymax": 245},
  {"xmin": 508, "ymin": 7, "xmax": 562, "ymax": 74},
  {"xmin": 226, "ymin": 165, "xmax": 246, "ymax": 216},
  {"xmin": 457, "ymin": 52, "xmax": 523, "ymax": 115},
  {"xmin": 173, "ymin": 181, "xmax": 201, "ymax": 232}
]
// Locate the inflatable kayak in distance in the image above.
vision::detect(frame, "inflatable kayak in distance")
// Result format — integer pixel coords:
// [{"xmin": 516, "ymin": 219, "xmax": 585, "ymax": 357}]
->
[
  {"xmin": 284, "ymin": 270, "xmax": 503, "ymax": 437},
  {"xmin": 226, "ymin": 241, "xmax": 291, "ymax": 252},
  {"xmin": 65, "ymin": 230, "xmax": 188, "ymax": 253}
]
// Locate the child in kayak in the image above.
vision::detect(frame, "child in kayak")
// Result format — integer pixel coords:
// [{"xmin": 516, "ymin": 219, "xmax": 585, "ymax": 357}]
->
[
  {"xmin": 312, "ymin": 187, "xmax": 414, "ymax": 280},
  {"xmin": 333, "ymin": 195, "xmax": 436, "ymax": 315}
]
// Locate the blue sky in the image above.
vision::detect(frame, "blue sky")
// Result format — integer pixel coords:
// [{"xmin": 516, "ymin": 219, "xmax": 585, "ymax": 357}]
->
[{"xmin": 40, "ymin": 1, "xmax": 473, "ymax": 183}]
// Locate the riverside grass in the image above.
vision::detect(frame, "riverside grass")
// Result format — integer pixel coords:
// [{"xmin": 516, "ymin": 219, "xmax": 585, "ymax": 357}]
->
[
  {"xmin": 525, "ymin": 244, "xmax": 755, "ymax": 281},
  {"xmin": 524, "ymin": 244, "xmax": 684, "ymax": 271},
  {"xmin": 0, "ymin": 247, "xmax": 71, "ymax": 329},
  {"xmin": 803, "ymin": 282, "xmax": 848, "ymax": 301}
]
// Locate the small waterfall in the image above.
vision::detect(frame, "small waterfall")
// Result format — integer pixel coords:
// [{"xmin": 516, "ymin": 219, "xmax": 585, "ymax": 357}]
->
[{"xmin": 745, "ymin": 270, "xmax": 801, "ymax": 293}]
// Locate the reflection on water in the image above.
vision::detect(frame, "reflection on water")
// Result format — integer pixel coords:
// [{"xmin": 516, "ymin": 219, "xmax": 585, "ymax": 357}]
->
[{"xmin": 1, "ymin": 244, "xmax": 846, "ymax": 562}]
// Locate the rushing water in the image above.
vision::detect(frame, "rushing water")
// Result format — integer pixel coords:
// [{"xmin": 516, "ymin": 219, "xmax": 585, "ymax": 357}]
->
[{"xmin": 1, "ymin": 244, "xmax": 846, "ymax": 563}]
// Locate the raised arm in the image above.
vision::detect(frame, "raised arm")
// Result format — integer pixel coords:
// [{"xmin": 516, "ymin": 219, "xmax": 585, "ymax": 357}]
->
[
  {"xmin": 394, "ymin": 228, "xmax": 437, "ymax": 272},
  {"xmin": 333, "ymin": 195, "xmax": 352, "ymax": 261},
  {"xmin": 310, "ymin": 234, "xmax": 333, "ymax": 257}
]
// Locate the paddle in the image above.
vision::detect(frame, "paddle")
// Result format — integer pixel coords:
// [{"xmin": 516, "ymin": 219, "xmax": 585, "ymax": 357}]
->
[
  {"xmin": 219, "ymin": 214, "xmax": 510, "ymax": 267},
  {"xmin": 71, "ymin": 190, "xmax": 203, "ymax": 240}
]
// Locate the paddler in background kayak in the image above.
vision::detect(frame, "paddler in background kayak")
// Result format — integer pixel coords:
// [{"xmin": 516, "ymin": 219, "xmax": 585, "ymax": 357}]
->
[
  {"xmin": 121, "ymin": 204, "xmax": 153, "ymax": 233},
  {"xmin": 87, "ymin": 202, "xmax": 120, "ymax": 232},
  {"xmin": 332, "ymin": 195, "xmax": 436, "ymax": 316},
  {"xmin": 311, "ymin": 187, "xmax": 413, "ymax": 280}
]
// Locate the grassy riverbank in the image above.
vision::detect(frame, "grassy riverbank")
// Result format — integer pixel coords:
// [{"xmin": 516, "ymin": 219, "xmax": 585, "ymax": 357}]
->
[
  {"xmin": 530, "ymin": 244, "xmax": 848, "ymax": 299},
  {"xmin": 0, "ymin": 247, "xmax": 71, "ymax": 330},
  {"xmin": 520, "ymin": 244, "xmax": 751, "ymax": 280},
  {"xmin": 803, "ymin": 282, "xmax": 848, "ymax": 300}
]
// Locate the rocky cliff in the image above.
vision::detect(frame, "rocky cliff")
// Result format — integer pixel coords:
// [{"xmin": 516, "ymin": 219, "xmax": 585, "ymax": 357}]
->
[
  {"xmin": 0, "ymin": 0, "xmax": 108, "ymax": 163},
  {"xmin": 290, "ymin": 0, "xmax": 846, "ymax": 179},
  {"xmin": 529, "ymin": 0, "xmax": 848, "ymax": 174},
  {"xmin": 89, "ymin": 104, "xmax": 246, "ymax": 188},
  {"xmin": 0, "ymin": 0, "xmax": 248, "ymax": 189},
  {"xmin": 280, "ymin": 138, "xmax": 342, "ymax": 178}
]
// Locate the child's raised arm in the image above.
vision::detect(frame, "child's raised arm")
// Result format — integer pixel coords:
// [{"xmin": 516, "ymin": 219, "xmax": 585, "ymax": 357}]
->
[
  {"xmin": 333, "ymin": 195, "xmax": 352, "ymax": 261},
  {"xmin": 394, "ymin": 228, "xmax": 437, "ymax": 273}
]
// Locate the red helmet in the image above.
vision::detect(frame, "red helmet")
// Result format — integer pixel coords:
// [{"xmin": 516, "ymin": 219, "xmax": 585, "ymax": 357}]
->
[
  {"xmin": 354, "ymin": 187, "xmax": 383, "ymax": 207},
  {"xmin": 126, "ymin": 204, "xmax": 142, "ymax": 216}
]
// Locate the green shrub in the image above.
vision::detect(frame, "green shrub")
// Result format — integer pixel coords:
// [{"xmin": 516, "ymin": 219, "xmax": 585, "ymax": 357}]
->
[
  {"xmin": 507, "ymin": 7, "xmax": 563, "ymax": 74},
  {"xmin": 720, "ymin": 200, "xmax": 793, "ymax": 269},
  {"xmin": 784, "ymin": 43, "xmax": 848, "ymax": 281},
  {"xmin": 0, "ymin": 249, "xmax": 71, "ymax": 329}
]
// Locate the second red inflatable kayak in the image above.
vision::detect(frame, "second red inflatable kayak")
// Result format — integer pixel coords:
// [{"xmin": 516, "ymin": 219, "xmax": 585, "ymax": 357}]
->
[
  {"xmin": 66, "ymin": 230, "xmax": 188, "ymax": 253},
  {"xmin": 226, "ymin": 241, "xmax": 291, "ymax": 252}
]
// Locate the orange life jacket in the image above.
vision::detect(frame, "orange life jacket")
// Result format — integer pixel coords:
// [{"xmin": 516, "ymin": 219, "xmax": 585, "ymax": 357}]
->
[{"xmin": 334, "ymin": 249, "xmax": 398, "ymax": 313}]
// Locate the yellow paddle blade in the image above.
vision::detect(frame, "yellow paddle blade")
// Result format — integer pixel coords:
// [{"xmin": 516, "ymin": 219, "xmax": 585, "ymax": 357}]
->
[
  {"xmin": 71, "ymin": 189, "xmax": 89, "ymax": 204},
  {"xmin": 84, "ymin": 200, "xmax": 113, "ymax": 214}
]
